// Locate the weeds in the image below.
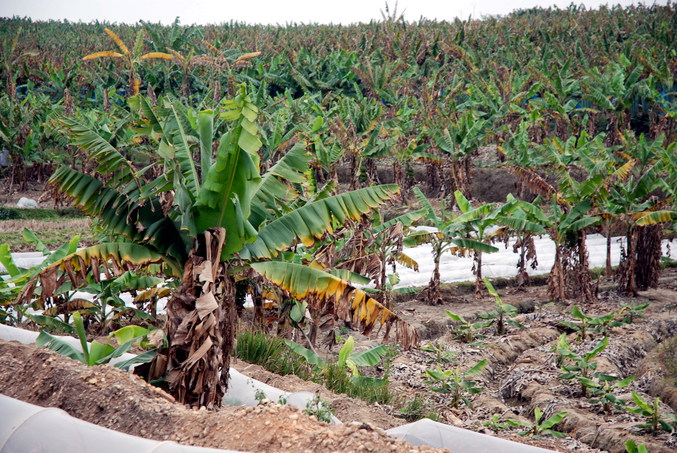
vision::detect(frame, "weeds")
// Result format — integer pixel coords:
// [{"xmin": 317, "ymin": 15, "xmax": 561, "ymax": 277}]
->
[
  {"xmin": 396, "ymin": 395, "xmax": 439, "ymax": 422},
  {"xmin": 235, "ymin": 330, "xmax": 312, "ymax": 379},
  {"xmin": 304, "ymin": 394, "xmax": 333, "ymax": 423}
]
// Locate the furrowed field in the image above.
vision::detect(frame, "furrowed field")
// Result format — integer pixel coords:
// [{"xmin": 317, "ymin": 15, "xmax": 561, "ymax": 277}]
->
[{"xmin": 0, "ymin": 4, "xmax": 676, "ymax": 453}]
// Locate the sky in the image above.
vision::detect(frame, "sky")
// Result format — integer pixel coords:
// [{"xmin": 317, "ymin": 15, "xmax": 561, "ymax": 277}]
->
[{"xmin": 0, "ymin": 0, "xmax": 667, "ymax": 26}]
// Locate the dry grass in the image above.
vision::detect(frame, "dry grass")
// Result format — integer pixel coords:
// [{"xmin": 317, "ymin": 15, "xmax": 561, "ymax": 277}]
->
[
  {"xmin": 0, "ymin": 219, "xmax": 90, "ymax": 233},
  {"xmin": 0, "ymin": 219, "xmax": 95, "ymax": 252}
]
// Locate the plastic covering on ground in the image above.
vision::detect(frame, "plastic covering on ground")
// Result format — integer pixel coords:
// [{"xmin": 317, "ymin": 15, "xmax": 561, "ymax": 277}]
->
[
  {"xmin": 0, "ymin": 395, "xmax": 245, "ymax": 453},
  {"xmin": 386, "ymin": 418, "xmax": 557, "ymax": 452},
  {"xmin": 3, "ymin": 235, "xmax": 674, "ymax": 289}
]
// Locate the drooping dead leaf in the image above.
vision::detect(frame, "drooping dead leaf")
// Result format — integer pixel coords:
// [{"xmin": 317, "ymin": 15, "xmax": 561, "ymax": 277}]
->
[{"xmin": 195, "ymin": 292, "xmax": 218, "ymax": 320}]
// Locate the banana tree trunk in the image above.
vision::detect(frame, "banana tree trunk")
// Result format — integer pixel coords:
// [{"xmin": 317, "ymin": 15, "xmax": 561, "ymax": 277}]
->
[
  {"xmin": 605, "ymin": 220, "xmax": 612, "ymax": 277},
  {"xmin": 621, "ymin": 227, "xmax": 638, "ymax": 296},
  {"xmin": 474, "ymin": 251, "xmax": 483, "ymax": 297},
  {"xmin": 548, "ymin": 245, "xmax": 566, "ymax": 302},
  {"xmin": 150, "ymin": 228, "xmax": 236, "ymax": 408},
  {"xmin": 635, "ymin": 224, "xmax": 662, "ymax": 291},
  {"xmin": 576, "ymin": 230, "xmax": 595, "ymax": 302},
  {"xmin": 427, "ymin": 248, "xmax": 442, "ymax": 305}
]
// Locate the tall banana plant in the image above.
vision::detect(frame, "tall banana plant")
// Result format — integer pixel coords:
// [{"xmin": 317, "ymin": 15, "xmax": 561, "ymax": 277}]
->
[
  {"xmin": 403, "ymin": 188, "xmax": 498, "ymax": 304},
  {"xmin": 18, "ymin": 86, "xmax": 418, "ymax": 408}
]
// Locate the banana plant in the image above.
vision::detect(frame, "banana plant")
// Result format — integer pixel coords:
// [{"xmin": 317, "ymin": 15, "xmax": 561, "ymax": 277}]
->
[
  {"xmin": 433, "ymin": 110, "xmax": 487, "ymax": 198},
  {"xmin": 284, "ymin": 335, "xmax": 390, "ymax": 384},
  {"xmin": 17, "ymin": 86, "xmax": 418, "ymax": 408},
  {"xmin": 478, "ymin": 277, "xmax": 524, "ymax": 335},
  {"xmin": 498, "ymin": 195, "xmax": 548, "ymax": 286},
  {"xmin": 449, "ymin": 190, "xmax": 503, "ymax": 295},
  {"xmin": 36, "ymin": 311, "xmax": 157, "ymax": 370},
  {"xmin": 424, "ymin": 359, "xmax": 488, "ymax": 408},
  {"xmin": 506, "ymin": 408, "xmax": 568, "ymax": 438}
]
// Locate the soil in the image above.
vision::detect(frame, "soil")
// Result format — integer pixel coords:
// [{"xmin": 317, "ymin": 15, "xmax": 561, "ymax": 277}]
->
[{"xmin": 0, "ymin": 340, "xmax": 443, "ymax": 453}]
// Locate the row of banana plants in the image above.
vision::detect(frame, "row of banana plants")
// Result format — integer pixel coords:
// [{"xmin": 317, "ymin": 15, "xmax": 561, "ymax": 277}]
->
[{"xmin": 1, "ymin": 4, "xmax": 676, "ymax": 192}]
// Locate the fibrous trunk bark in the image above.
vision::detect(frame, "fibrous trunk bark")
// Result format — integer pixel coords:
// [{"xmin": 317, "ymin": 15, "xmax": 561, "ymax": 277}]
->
[
  {"xmin": 149, "ymin": 228, "xmax": 235, "ymax": 408},
  {"xmin": 548, "ymin": 245, "xmax": 566, "ymax": 302},
  {"xmin": 635, "ymin": 224, "xmax": 662, "ymax": 291},
  {"xmin": 576, "ymin": 230, "xmax": 595, "ymax": 302}
]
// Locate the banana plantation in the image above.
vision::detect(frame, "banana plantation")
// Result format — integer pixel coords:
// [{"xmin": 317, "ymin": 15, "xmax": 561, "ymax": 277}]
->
[{"xmin": 0, "ymin": 3, "xmax": 676, "ymax": 453}]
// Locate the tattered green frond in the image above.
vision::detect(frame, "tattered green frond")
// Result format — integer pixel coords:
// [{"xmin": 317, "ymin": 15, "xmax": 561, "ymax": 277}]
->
[
  {"xmin": 57, "ymin": 116, "xmax": 141, "ymax": 189},
  {"xmin": 253, "ymin": 142, "xmax": 310, "ymax": 218},
  {"xmin": 17, "ymin": 243, "xmax": 168, "ymax": 305},
  {"xmin": 243, "ymin": 185, "xmax": 399, "ymax": 260},
  {"xmin": 49, "ymin": 166, "xmax": 187, "ymax": 266},
  {"xmin": 451, "ymin": 238, "xmax": 499, "ymax": 253}
]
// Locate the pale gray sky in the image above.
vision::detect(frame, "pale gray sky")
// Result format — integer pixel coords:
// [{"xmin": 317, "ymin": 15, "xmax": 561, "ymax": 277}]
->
[{"xmin": 0, "ymin": 0, "xmax": 664, "ymax": 25}]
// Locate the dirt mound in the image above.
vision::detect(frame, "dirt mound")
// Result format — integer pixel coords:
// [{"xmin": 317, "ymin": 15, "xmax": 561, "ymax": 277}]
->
[{"xmin": 0, "ymin": 340, "xmax": 445, "ymax": 453}]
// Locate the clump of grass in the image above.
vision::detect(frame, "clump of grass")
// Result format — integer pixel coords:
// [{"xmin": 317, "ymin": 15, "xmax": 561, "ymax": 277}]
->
[
  {"xmin": 395, "ymin": 394, "xmax": 439, "ymax": 422},
  {"xmin": 322, "ymin": 363, "xmax": 392, "ymax": 404},
  {"xmin": 235, "ymin": 329, "xmax": 312, "ymax": 379},
  {"xmin": 0, "ymin": 206, "xmax": 83, "ymax": 221}
]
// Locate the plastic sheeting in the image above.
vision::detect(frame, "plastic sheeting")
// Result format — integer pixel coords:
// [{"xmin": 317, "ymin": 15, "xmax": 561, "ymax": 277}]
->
[
  {"xmin": 0, "ymin": 395, "xmax": 244, "ymax": 453},
  {"xmin": 386, "ymin": 418, "xmax": 557, "ymax": 453}
]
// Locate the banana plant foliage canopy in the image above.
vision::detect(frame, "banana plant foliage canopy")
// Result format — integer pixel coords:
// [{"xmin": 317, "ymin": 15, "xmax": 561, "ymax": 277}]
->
[{"xmin": 16, "ymin": 86, "xmax": 419, "ymax": 349}]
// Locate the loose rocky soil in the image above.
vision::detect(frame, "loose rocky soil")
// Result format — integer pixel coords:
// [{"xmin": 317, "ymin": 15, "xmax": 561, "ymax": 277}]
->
[{"xmin": 0, "ymin": 340, "xmax": 443, "ymax": 453}]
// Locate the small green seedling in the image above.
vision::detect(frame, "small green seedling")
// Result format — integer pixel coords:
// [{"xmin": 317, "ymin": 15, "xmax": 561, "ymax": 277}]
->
[
  {"xmin": 558, "ymin": 336, "xmax": 609, "ymax": 397},
  {"xmin": 624, "ymin": 439, "xmax": 648, "ymax": 453},
  {"xmin": 477, "ymin": 277, "xmax": 524, "ymax": 335},
  {"xmin": 580, "ymin": 373, "xmax": 634, "ymax": 413},
  {"xmin": 506, "ymin": 408, "xmax": 568, "ymax": 438},
  {"xmin": 424, "ymin": 359, "xmax": 487, "ymax": 408},
  {"xmin": 561, "ymin": 306, "xmax": 615, "ymax": 340},
  {"xmin": 445, "ymin": 310, "xmax": 492, "ymax": 343},
  {"xmin": 419, "ymin": 341, "xmax": 456, "ymax": 364},
  {"xmin": 617, "ymin": 302, "xmax": 649, "ymax": 325},
  {"xmin": 627, "ymin": 392, "xmax": 677, "ymax": 434},
  {"xmin": 483, "ymin": 414, "xmax": 510, "ymax": 432}
]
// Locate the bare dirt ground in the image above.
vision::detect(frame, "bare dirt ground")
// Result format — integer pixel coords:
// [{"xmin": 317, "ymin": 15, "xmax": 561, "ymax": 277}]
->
[{"xmin": 0, "ymin": 340, "xmax": 445, "ymax": 453}]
